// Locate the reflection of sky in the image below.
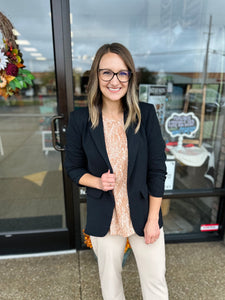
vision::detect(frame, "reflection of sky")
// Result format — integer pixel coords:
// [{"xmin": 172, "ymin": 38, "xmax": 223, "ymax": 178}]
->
[
  {"xmin": 71, "ymin": 0, "xmax": 225, "ymax": 74},
  {"xmin": 1, "ymin": 1, "xmax": 54, "ymax": 73},
  {"xmin": 1, "ymin": 0, "xmax": 225, "ymax": 74}
]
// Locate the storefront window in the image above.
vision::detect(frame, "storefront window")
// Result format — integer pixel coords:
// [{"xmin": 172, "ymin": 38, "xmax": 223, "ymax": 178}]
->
[{"xmin": 70, "ymin": 0, "xmax": 225, "ymax": 237}]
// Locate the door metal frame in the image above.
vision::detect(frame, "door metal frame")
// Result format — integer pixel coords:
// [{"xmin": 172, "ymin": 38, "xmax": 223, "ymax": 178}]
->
[
  {"xmin": 0, "ymin": 0, "xmax": 76, "ymax": 255},
  {"xmin": 50, "ymin": 0, "xmax": 79, "ymax": 250}
]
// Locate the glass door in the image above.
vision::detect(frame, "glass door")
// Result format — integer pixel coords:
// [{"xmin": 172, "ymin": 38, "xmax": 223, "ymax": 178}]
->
[{"xmin": 0, "ymin": 0, "xmax": 73, "ymax": 254}]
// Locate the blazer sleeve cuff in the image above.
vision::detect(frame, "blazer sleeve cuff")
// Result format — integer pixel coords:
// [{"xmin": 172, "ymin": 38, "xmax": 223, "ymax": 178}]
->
[
  {"xmin": 148, "ymin": 176, "xmax": 166, "ymax": 197},
  {"xmin": 67, "ymin": 169, "xmax": 87, "ymax": 186}
]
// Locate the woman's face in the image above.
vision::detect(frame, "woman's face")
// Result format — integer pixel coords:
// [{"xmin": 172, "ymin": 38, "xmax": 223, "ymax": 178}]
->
[{"xmin": 98, "ymin": 52, "xmax": 129, "ymax": 105}]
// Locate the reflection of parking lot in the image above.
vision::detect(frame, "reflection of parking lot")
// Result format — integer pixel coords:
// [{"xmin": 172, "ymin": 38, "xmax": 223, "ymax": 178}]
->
[
  {"xmin": 0, "ymin": 104, "xmax": 65, "ymax": 228},
  {"xmin": 188, "ymin": 88, "xmax": 225, "ymax": 113},
  {"xmin": 0, "ymin": 116, "xmax": 58, "ymax": 176},
  {"xmin": 0, "ymin": 102, "xmax": 220, "ymax": 234}
]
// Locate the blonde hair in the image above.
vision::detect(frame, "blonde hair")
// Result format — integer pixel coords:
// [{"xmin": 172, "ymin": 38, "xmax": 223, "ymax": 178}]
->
[{"xmin": 87, "ymin": 43, "xmax": 141, "ymax": 133}]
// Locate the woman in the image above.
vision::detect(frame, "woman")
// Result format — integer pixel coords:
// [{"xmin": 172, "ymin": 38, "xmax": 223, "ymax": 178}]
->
[{"xmin": 65, "ymin": 43, "xmax": 168, "ymax": 300}]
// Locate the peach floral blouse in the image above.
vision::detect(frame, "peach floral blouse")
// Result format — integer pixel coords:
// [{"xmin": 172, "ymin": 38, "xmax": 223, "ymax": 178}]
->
[{"xmin": 103, "ymin": 116, "xmax": 135, "ymax": 237}]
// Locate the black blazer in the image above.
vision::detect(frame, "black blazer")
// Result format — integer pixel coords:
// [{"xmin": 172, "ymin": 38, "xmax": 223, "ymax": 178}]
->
[{"xmin": 64, "ymin": 102, "xmax": 167, "ymax": 237}]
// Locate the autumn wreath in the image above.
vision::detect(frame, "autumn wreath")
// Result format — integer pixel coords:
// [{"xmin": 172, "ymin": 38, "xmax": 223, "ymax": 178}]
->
[{"xmin": 0, "ymin": 12, "xmax": 34, "ymax": 99}]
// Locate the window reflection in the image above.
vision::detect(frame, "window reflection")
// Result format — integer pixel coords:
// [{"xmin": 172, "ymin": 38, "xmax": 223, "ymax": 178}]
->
[
  {"xmin": 163, "ymin": 197, "xmax": 220, "ymax": 235},
  {"xmin": 70, "ymin": 0, "xmax": 225, "ymax": 192},
  {"xmin": 0, "ymin": 2, "xmax": 65, "ymax": 231}
]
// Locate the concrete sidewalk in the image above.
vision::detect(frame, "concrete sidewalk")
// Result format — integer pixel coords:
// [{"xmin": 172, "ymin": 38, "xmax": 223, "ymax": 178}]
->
[{"xmin": 0, "ymin": 241, "xmax": 225, "ymax": 300}]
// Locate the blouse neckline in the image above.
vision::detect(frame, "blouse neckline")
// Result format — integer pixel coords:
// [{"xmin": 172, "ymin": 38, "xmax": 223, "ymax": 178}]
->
[{"xmin": 102, "ymin": 114, "xmax": 124, "ymax": 123}]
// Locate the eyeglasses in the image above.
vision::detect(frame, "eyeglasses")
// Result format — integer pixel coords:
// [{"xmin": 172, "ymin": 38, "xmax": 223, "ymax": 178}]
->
[{"xmin": 99, "ymin": 69, "xmax": 132, "ymax": 83}]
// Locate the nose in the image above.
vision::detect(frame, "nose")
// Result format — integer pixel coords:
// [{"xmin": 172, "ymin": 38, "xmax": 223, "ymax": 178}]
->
[{"xmin": 110, "ymin": 74, "xmax": 120, "ymax": 84}]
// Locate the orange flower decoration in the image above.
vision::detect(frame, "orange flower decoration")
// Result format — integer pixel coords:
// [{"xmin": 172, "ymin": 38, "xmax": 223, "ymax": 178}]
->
[{"xmin": 82, "ymin": 229, "xmax": 131, "ymax": 253}]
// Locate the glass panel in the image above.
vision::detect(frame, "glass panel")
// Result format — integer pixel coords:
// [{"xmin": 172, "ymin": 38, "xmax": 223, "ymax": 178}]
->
[
  {"xmin": 163, "ymin": 197, "xmax": 220, "ymax": 234},
  {"xmin": 79, "ymin": 196, "xmax": 220, "ymax": 239},
  {"xmin": 0, "ymin": 2, "xmax": 65, "ymax": 232},
  {"xmin": 70, "ymin": 0, "xmax": 225, "ymax": 238},
  {"xmin": 70, "ymin": 0, "xmax": 225, "ymax": 191}
]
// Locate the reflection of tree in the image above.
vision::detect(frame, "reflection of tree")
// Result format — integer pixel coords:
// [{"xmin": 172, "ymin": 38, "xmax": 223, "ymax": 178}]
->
[
  {"xmin": 80, "ymin": 70, "xmax": 90, "ymax": 94},
  {"xmin": 136, "ymin": 67, "xmax": 156, "ymax": 85},
  {"xmin": 40, "ymin": 71, "xmax": 56, "ymax": 94},
  {"xmin": 30, "ymin": 71, "xmax": 56, "ymax": 96},
  {"xmin": 41, "ymin": 71, "xmax": 56, "ymax": 87}
]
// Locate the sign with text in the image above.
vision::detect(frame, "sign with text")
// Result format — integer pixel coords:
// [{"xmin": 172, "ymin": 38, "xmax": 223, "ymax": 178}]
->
[
  {"xmin": 165, "ymin": 160, "xmax": 176, "ymax": 190},
  {"xmin": 148, "ymin": 85, "xmax": 167, "ymax": 126},
  {"xmin": 200, "ymin": 224, "xmax": 219, "ymax": 232},
  {"xmin": 165, "ymin": 112, "xmax": 199, "ymax": 138}
]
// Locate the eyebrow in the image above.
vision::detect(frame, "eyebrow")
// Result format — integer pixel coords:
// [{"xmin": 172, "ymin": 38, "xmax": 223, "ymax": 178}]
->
[{"xmin": 99, "ymin": 68, "xmax": 129, "ymax": 71}]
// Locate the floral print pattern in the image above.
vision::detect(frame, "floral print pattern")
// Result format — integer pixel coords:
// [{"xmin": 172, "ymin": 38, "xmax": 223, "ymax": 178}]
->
[{"xmin": 103, "ymin": 116, "xmax": 135, "ymax": 237}]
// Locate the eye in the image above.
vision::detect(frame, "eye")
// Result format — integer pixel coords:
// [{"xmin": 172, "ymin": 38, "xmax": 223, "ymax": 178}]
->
[
  {"xmin": 119, "ymin": 70, "xmax": 129, "ymax": 77},
  {"xmin": 102, "ymin": 70, "xmax": 113, "ymax": 75}
]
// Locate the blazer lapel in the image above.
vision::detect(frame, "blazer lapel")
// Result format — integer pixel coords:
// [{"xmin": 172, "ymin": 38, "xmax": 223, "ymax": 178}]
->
[
  {"xmin": 125, "ymin": 112, "xmax": 140, "ymax": 179},
  {"xmin": 89, "ymin": 113, "xmax": 113, "ymax": 172}
]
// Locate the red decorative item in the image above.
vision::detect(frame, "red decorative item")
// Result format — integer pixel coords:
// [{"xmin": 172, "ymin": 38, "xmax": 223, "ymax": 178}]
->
[
  {"xmin": 5, "ymin": 63, "xmax": 18, "ymax": 76},
  {"xmin": 0, "ymin": 12, "xmax": 34, "ymax": 99}
]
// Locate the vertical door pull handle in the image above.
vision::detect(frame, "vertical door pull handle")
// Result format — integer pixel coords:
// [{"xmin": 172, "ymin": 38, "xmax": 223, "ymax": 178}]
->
[{"xmin": 51, "ymin": 115, "xmax": 65, "ymax": 151}]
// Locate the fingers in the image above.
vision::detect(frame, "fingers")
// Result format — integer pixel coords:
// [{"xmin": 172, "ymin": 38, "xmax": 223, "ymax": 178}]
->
[
  {"xmin": 101, "ymin": 170, "xmax": 116, "ymax": 191},
  {"xmin": 144, "ymin": 233, "xmax": 160, "ymax": 244},
  {"xmin": 145, "ymin": 235, "xmax": 159, "ymax": 244},
  {"xmin": 144, "ymin": 223, "xmax": 160, "ymax": 244}
]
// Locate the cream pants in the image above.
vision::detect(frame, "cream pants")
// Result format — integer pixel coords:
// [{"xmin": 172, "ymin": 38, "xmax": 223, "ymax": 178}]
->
[{"xmin": 90, "ymin": 228, "xmax": 168, "ymax": 300}]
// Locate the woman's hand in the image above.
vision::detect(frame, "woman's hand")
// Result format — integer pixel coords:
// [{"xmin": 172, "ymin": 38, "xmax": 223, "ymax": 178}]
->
[
  {"xmin": 144, "ymin": 219, "xmax": 160, "ymax": 244},
  {"xmin": 100, "ymin": 170, "xmax": 116, "ymax": 191}
]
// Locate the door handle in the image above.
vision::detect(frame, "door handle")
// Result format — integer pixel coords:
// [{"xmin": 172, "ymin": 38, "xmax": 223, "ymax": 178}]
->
[{"xmin": 51, "ymin": 114, "xmax": 65, "ymax": 152}]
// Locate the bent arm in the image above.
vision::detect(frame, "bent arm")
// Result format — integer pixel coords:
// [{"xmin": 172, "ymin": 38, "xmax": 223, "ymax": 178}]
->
[
  {"xmin": 64, "ymin": 111, "xmax": 88, "ymax": 185},
  {"xmin": 79, "ymin": 170, "xmax": 116, "ymax": 191},
  {"xmin": 64, "ymin": 111, "xmax": 115, "ymax": 191},
  {"xmin": 79, "ymin": 173, "xmax": 101, "ymax": 189}
]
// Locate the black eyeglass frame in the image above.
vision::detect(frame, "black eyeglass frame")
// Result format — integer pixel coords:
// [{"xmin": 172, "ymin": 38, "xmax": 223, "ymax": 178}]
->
[{"xmin": 98, "ymin": 69, "xmax": 132, "ymax": 83}]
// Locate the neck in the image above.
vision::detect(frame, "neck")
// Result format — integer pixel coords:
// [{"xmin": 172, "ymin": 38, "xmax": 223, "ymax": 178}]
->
[{"xmin": 102, "ymin": 101, "xmax": 123, "ymax": 118}]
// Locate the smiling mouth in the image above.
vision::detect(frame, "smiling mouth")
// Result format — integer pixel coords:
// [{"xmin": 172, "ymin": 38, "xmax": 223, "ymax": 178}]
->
[{"xmin": 108, "ymin": 87, "xmax": 121, "ymax": 92}]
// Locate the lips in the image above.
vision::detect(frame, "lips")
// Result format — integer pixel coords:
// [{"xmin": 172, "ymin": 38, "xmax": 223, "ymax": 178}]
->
[{"xmin": 108, "ymin": 87, "xmax": 121, "ymax": 92}]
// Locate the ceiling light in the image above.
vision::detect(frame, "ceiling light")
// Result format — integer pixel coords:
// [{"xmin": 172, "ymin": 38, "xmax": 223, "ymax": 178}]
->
[
  {"xmin": 23, "ymin": 47, "xmax": 38, "ymax": 52},
  {"xmin": 30, "ymin": 53, "xmax": 42, "ymax": 57},
  {"xmin": 16, "ymin": 40, "xmax": 30, "ymax": 45},
  {"xmin": 36, "ymin": 57, "xmax": 47, "ymax": 61}
]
